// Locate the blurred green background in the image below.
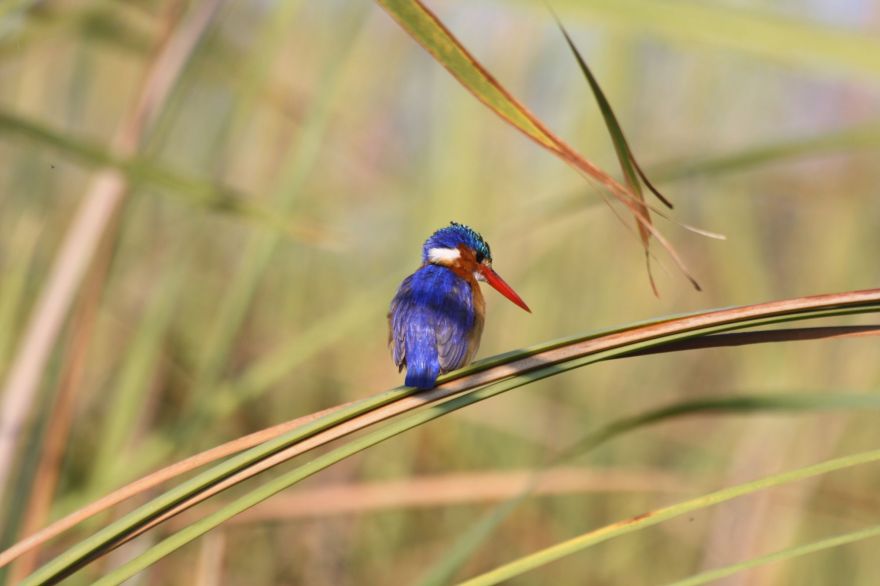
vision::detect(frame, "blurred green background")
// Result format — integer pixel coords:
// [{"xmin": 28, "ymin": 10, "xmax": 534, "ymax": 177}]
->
[{"xmin": 1, "ymin": 0, "xmax": 880, "ymax": 584}]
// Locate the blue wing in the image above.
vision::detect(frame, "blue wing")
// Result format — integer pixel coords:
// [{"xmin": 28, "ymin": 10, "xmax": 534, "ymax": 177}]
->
[{"xmin": 388, "ymin": 265, "xmax": 475, "ymax": 389}]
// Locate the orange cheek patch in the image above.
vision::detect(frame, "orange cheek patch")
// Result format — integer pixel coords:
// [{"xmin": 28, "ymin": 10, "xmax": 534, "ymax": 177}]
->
[{"xmin": 449, "ymin": 245, "xmax": 479, "ymax": 282}]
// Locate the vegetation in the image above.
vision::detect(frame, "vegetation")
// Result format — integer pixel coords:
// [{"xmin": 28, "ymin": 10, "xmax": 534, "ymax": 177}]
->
[{"xmin": 1, "ymin": 1, "xmax": 879, "ymax": 584}]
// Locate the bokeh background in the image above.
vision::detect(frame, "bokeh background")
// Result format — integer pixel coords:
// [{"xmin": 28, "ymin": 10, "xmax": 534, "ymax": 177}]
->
[{"xmin": 1, "ymin": 0, "xmax": 880, "ymax": 584}]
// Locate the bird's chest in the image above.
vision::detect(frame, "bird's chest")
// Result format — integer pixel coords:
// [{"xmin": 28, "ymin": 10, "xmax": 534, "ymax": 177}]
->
[
  {"xmin": 465, "ymin": 278, "xmax": 485, "ymax": 363},
  {"xmin": 421, "ymin": 267, "xmax": 485, "ymax": 364},
  {"xmin": 469, "ymin": 279, "xmax": 485, "ymax": 331}
]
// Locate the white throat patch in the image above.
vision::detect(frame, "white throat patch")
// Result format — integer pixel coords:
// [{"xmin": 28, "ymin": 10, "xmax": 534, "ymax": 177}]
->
[{"xmin": 427, "ymin": 247, "xmax": 461, "ymax": 264}]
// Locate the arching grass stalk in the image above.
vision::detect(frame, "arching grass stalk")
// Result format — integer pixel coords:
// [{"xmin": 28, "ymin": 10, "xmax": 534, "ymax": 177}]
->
[
  {"xmin": 64, "ymin": 329, "xmax": 880, "ymax": 577},
  {"xmin": 18, "ymin": 288, "xmax": 880, "ymax": 583},
  {"xmin": 26, "ymin": 290, "xmax": 880, "ymax": 584},
  {"xmin": 87, "ymin": 386, "xmax": 880, "ymax": 586}
]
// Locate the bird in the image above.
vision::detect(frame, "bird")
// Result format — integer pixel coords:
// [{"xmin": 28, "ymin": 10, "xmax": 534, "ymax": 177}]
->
[{"xmin": 388, "ymin": 222, "xmax": 531, "ymax": 390}]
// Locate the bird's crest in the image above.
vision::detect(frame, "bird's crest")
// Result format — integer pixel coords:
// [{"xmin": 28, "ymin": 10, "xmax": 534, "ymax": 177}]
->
[{"xmin": 422, "ymin": 221, "xmax": 492, "ymax": 264}]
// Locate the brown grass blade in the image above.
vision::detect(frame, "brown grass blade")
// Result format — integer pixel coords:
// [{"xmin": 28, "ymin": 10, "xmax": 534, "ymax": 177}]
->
[
  {"xmin": 0, "ymin": 401, "xmax": 351, "ymax": 569},
  {"xmin": 177, "ymin": 467, "xmax": 688, "ymax": 524},
  {"xmin": 7, "ymin": 220, "xmax": 117, "ymax": 583},
  {"xmin": 376, "ymin": 0, "xmax": 698, "ymax": 288}
]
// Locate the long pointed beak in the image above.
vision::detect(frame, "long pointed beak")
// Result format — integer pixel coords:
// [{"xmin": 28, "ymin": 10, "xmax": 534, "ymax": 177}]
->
[{"xmin": 479, "ymin": 266, "xmax": 531, "ymax": 313}]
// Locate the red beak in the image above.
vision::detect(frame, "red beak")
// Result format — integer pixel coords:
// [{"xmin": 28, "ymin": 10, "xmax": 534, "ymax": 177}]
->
[{"xmin": 479, "ymin": 266, "xmax": 531, "ymax": 313}]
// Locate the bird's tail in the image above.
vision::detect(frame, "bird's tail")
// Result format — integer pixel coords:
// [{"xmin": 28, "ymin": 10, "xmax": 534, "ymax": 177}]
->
[
  {"xmin": 404, "ymin": 326, "xmax": 440, "ymax": 390},
  {"xmin": 405, "ymin": 367, "xmax": 439, "ymax": 390}
]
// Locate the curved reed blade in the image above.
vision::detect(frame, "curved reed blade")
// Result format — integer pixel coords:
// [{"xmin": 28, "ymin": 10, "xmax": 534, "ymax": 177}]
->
[
  {"xmin": 5, "ymin": 326, "xmax": 877, "ymax": 572},
  {"xmin": 18, "ymin": 288, "xmax": 880, "ymax": 584}
]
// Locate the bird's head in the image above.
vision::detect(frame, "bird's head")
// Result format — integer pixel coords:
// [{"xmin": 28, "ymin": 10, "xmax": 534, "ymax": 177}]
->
[{"xmin": 422, "ymin": 222, "xmax": 531, "ymax": 313}]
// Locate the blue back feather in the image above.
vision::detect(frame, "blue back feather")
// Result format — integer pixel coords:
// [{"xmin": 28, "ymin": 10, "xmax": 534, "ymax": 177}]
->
[{"xmin": 389, "ymin": 264, "xmax": 475, "ymax": 389}]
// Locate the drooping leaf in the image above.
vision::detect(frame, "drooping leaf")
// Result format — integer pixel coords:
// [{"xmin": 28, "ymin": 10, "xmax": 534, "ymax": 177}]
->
[
  {"xmin": 375, "ymin": 0, "xmax": 699, "ymax": 289},
  {"xmin": 554, "ymin": 17, "xmax": 672, "ymax": 210},
  {"xmin": 553, "ymin": 16, "xmax": 679, "ymax": 293}
]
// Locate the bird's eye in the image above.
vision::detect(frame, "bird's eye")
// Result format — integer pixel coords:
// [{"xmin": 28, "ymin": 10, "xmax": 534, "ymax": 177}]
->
[{"xmin": 475, "ymin": 252, "xmax": 485, "ymax": 263}]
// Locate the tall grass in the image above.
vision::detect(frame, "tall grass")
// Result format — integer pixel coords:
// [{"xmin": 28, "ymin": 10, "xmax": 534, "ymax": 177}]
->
[{"xmin": 1, "ymin": 1, "xmax": 879, "ymax": 584}]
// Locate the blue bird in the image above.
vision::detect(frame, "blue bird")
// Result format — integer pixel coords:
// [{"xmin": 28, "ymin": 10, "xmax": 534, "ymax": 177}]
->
[{"xmin": 388, "ymin": 222, "xmax": 531, "ymax": 390}]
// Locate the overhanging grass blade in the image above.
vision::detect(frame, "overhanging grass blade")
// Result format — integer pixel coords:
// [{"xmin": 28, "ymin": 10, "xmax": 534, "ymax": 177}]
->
[
  {"xmin": 375, "ymin": 0, "xmax": 699, "ymax": 288},
  {"xmin": 554, "ymin": 17, "xmax": 671, "ymax": 209},
  {"xmin": 375, "ymin": 0, "xmax": 556, "ymax": 150},
  {"xmin": 552, "ymin": 15, "xmax": 702, "ymax": 293},
  {"xmin": 460, "ymin": 449, "xmax": 880, "ymax": 586}
]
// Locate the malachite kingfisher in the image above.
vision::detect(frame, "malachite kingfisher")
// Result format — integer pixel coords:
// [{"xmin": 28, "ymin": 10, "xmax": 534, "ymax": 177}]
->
[{"xmin": 388, "ymin": 222, "xmax": 531, "ymax": 390}]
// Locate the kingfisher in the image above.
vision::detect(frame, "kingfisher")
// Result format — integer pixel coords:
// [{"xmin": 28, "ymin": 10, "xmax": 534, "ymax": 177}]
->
[{"xmin": 388, "ymin": 222, "xmax": 531, "ymax": 390}]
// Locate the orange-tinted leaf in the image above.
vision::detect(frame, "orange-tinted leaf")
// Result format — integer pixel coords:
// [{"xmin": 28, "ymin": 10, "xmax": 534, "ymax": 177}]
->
[{"xmin": 376, "ymin": 0, "xmax": 699, "ymax": 290}]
